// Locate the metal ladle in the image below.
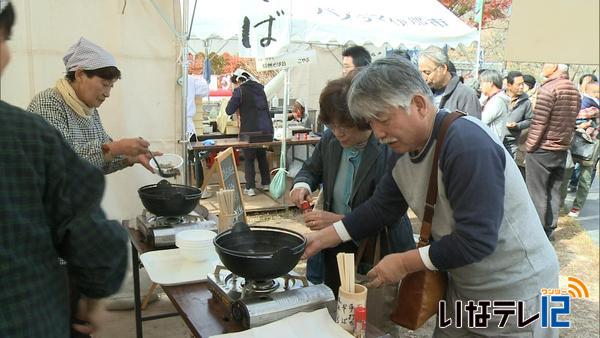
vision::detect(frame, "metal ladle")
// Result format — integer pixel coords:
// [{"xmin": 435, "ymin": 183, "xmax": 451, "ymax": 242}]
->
[{"xmin": 149, "ymin": 151, "xmax": 179, "ymax": 178}]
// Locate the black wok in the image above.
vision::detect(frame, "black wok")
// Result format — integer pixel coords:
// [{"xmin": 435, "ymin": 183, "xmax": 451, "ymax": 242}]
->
[
  {"xmin": 214, "ymin": 223, "xmax": 306, "ymax": 281},
  {"xmin": 138, "ymin": 179, "xmax": 202, "ymax": 217}
]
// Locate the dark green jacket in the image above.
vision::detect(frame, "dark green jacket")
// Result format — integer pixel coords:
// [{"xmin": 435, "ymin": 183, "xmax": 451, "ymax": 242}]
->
[{"xmin": 0, "ymin": 100, "xmax": 128, "ymax": 338}]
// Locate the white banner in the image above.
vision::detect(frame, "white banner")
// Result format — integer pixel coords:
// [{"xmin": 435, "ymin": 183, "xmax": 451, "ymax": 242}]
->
[
  {"xmin": 255, "ymin": 50, "xmax": 317, "ymax": 71},
  {"xmin": 238, "ymin": 0, "xmax": 291, "ymax": 57}
]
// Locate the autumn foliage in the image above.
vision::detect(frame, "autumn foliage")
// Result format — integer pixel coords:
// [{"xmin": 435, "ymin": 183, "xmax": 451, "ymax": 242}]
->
[{"xmin": 439, "ymin": 0, "xmax": 512, "ymax": 26}]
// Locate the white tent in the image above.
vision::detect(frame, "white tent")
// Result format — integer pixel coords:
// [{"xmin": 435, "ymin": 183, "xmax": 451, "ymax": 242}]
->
[
  {"xmin": 190, "ymin": 0, "xmax": 477, "ymax": 52},
  {"xmin": 190, "ymin": 0, "xmax": 477, "ymax": 128},
  {"xmin": 0, "ymin": 0, "xmax": 476, "ymax": 221},
  {"xmin": 1, "ymin": 0, "xmax": 183, "ymax": 221}
]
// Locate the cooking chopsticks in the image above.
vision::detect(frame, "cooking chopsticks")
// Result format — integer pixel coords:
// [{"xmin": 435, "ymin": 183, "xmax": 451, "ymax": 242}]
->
[{"xmin": 336, "ymin": 253, "xmax": 355, "ymax": 293}]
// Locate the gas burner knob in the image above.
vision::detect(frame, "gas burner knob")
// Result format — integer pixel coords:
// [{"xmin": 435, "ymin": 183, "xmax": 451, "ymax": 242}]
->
[{"xmin": 231, "ymin": 301, "xmax": 250, "ymax": 329}]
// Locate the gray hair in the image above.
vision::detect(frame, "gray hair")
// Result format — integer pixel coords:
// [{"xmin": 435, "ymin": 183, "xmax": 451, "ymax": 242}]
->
[
  {"xmin": 348, "ymin": 57, "xmax": 433, "ymax": 120},
  {"xmin": 557, "ymin": 64, "xmax": 569, "ymax": 74},
  {"xmin": 419, "ymin": 45, "xmax": 449, "ymax": 67},
  {"xmin": 479, "ymin": 69, "xmax": 503, "ymax": 89}
]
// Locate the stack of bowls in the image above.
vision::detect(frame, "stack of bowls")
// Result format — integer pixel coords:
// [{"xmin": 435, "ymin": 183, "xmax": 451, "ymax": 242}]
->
[{"xmin": 175, "ymin": 229, "xmax": 217, "ymax": 262}]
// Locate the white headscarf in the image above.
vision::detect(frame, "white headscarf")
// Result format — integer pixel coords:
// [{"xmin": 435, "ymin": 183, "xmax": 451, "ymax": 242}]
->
[
  {"xmin": 0, "ymin": 0, "xmax": 10, "ymax": 14},
  {"xmin": 232, "ymin": 68, "xmax": 258, "ymax": 83},
  {"xmin": 62, "ymin": 37, "xmax": 117, "ymax": 72}
]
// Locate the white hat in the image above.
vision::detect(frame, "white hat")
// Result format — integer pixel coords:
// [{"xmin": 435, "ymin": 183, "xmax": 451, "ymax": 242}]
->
[
  {"xmin": 294, "ymin": 98, "xmax": 305, "ymax": 108},
  {"xmin": 232, "ymin": 68, "xmax": 257, "ymax": 83},
  {"xmin": 63, "ymin": 37, "xmax": 117, "ymax": 72}
]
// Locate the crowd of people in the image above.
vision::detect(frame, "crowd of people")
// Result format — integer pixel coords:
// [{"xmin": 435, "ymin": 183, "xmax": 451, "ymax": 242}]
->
[{"xmin": 291, "ymin": 44, "xmax": 596, "ymax": 337}]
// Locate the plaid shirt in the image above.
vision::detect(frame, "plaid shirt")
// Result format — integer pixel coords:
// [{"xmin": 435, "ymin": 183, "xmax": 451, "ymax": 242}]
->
[
  {"xmin": 0, "ymin": 100, "xmax": 128, "ymax": 337},
  {"xmin": 28, "ymin": 88, "xmax": 127, "ymax": 174}
]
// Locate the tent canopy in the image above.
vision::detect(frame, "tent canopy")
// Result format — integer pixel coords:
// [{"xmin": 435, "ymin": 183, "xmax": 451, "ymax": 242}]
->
[
  {"xmin": 190, "ymin": 0, "xmax": 477, "ymax": 57},
  {"xmin": 505, "ymin": 0, "xmax": 599, "ymax": 65}
]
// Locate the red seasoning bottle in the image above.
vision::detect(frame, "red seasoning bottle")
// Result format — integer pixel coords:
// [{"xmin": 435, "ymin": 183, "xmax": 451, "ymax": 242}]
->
[
  {"xmin": 300, "ymin": 201, "xmax": 311, "ymax": 213},
  {"xmin": 354, "ymin": 305, "xmax": 366, "ymax": 338}
]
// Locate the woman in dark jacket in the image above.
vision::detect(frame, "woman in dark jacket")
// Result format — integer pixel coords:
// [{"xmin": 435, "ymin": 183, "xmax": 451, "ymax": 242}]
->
[
  {"xmin": 225, "ymin": 68, "xmax": 274, "ymax": 196},
  {"xmin": 290, "ymin": 75, "xmax": 415, "ymax": 295}
]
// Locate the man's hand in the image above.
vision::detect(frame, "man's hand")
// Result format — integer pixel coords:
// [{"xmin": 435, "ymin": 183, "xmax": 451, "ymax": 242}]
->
[
  {"xmin": 303, "ymin": 210, "xmax": 344, "ymax": 230},
  {"xmin": 72, "ymin": 297, "xmax": 107, "ymax": 335},
  {"xmin": 290, "ymin": 187, "xmax": 310, "ymax": 207},
  {"xmin": 366, "ymin": 250, "xmax": 426, "ymax": 288},
  {"xmin": 506, "ymin": 122, "xmax": 517, "ymax": 129},
  {"xmin": 302, "ymin": 226, "xmax": 343, "ymax": 259}
]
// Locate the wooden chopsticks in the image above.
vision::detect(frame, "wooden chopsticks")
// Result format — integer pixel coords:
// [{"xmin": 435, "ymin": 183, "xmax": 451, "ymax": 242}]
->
[{"xmin": 336, "ymin": 253, "xmax": 355, "ymax": 293}]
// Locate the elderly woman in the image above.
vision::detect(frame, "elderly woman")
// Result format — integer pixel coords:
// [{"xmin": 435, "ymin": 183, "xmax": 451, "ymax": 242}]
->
[
  {"xmin": 290, "ymin": 75, "xmax": 415, "ymax": 298},
  {"xmin": 28, "ymin": 37, "xmax": 155, "ymax": 174},
  {"xmin": 288, "ymin": 98, "xmax": 313, "ymax": 129}
]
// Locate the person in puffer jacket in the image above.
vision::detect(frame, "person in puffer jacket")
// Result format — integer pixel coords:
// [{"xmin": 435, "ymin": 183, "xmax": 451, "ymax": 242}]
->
[{"xmin": 525, "ymin": 64, "xmax": 580, "ymax": 239}]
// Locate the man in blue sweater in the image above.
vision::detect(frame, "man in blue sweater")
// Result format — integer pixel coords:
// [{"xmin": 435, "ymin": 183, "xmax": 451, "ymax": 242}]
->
[{"xmin": 303, "ymin": 57, "xmax": 559, "ymax": 337}]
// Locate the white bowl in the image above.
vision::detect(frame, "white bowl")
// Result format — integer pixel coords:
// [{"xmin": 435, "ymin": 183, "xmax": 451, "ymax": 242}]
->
[
  {"xmin": 179, "ymin": 245, "xmax": 215, "ymax": 262},
  {"xmin": 176, "ymin": 241, "xmax": 213, "ymax": 250},
  {"xmin": 149, "ymin": 153, "xmax": 184, "ymax": 172},
  {"xmin": 176, "ymin": 229, "xmax": 216, "ymax": 244}
]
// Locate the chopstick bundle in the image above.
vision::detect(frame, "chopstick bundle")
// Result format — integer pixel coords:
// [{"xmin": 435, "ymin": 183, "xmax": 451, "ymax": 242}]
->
[
  {"xmin": 336, "ymin": 253, "xmax": 355, "ymax": 293},
  {"xmin": 217, "ymin": 189, "xmax": 235, "ymax": 215}
]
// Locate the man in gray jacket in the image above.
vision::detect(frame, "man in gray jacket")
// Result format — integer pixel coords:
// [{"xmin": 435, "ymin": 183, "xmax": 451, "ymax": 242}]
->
[
  {"xmin": 479, "ymin": 70, "xmax": 510, "ymax": 142},
  {"xmin": 503, "ymin": 71, "xmax": 533, "ymax": 173},
  {"xmin": 418, "ymin": 46, "xmax": 481, "ymax": 118}
]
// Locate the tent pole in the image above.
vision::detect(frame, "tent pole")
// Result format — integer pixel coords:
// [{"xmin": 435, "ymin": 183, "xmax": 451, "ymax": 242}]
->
[
  {"xmin": 281, "ymin": 67, "xmax": 290, "ymax": 204},
  {"xmin": 181, "ymin": 0, "xmax": 190, "ymax": 184},
  {"xmin": 474, "ymin": 14, "xmax": 483, "ymax": 75}
]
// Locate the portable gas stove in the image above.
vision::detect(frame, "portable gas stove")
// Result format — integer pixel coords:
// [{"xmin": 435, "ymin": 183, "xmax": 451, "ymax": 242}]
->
[
  {"xmin": 207, "ymin": 265, "xmax": 335, "ymax": 329},
  {"xmin": 136, "ymin": 206, "xmax": 217, "ymax": 247}
]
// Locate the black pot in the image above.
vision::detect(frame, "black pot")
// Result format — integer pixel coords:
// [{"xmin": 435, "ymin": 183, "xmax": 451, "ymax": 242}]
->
[
  {"xmin": 214, "ymin": 223, "xmax": 306, "ymax": 281},
  {"xmin": 138, "ymin": 180, "xmax": 202, "ymax": 217}
]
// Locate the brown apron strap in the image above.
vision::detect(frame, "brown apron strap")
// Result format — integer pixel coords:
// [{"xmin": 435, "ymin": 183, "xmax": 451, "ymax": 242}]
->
[
  {"xmin": 418, "ymin": 111, "xmax": 465, "ymax": 247},
  {"xmin": 354, "ymin": 231, "xmax": 383, "ymax": 269}
]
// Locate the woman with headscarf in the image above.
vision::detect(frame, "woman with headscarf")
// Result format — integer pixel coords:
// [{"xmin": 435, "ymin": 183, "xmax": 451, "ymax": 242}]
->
[
  {"xmin": 28, "ymin": 37, "xmax": 157, "ymax": 174},
  {"xmin": 225, "ymin": 68, "xmax": 274, "ymax": 196},
  {"xmin": 288, "ymin": 98, "xmax": 313, "ymax": 130}
]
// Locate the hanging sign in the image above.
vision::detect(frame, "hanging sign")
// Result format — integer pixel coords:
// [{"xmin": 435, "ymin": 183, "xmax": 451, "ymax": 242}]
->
[{"xmin": 255, "ymin": 50, "xmax": 317, "ymax": 71}]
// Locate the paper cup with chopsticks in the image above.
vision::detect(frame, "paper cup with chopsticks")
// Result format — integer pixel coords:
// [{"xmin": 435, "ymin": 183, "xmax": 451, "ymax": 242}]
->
[
  {"xmin": 217, "ymin": 189, "xmax": 236, "ymax": 233},
  {"xmin": 335, "ymin": 252, "xmax": 367, "ymax": 332},
  {"xmin": 336, "ymin": 283, "xmax": 367, "ymax": 332},
  {"xmin": 218, "ymin": 213, "xmax": 235, "ymax": 233}
]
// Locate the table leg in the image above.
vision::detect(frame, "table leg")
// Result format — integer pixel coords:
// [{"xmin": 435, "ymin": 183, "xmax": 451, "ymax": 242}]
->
[{"xmin": 132, "ymin": 243, "xmax": 143, "ymax": 338}]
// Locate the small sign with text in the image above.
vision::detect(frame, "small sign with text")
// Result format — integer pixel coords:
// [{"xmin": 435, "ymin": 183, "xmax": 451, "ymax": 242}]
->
[{"xmin": 255, "ymin": 50, "xmax": 316, "ymax": 71}]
